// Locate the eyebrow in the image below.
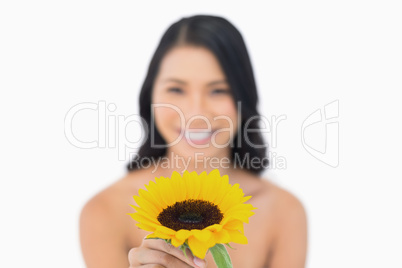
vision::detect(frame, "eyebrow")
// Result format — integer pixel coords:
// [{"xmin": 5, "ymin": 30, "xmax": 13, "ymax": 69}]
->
[{"xmin": 162, "ymin": 78, "xmax": 228, "ymax": 87}]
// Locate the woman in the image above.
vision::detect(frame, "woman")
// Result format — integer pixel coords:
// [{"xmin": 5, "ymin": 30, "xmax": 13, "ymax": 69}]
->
[{"xmin": 80, "ymin": 15, "xmax": 307, "ymax": 268}]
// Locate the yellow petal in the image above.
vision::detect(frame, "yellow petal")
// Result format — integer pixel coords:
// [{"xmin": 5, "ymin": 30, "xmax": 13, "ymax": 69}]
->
[
  {"xmin": 208, "ymin": 169, "xmax": 221, "ymax": 178},
  {"xmin": 202, "ymin": 171, "xmax": 217, "ymax": 201},
  {"xmin": 213, "ymin": 182, "xmax": 229, "ymax": 204},
  {"xmin": 191, "ymin": 172, "xmax": 202, "ymax": 199},
  {"xmin": 152, "ymin": 178, "xmax": 170, "ymax": 208},
  {"xmin": 207, "ymin": 174, "xmax": 222, "ymax": 203},
  {"xmin": 175, "ymin": 229, "xmax": 192, "ymax": 241},
  {"xmin": 138, "ymin": 188, "xmax": 162, "ymax": 211},
  {"xmin": 136, "ymin": 223, "xmax": 157, "ymax": 232},
  {"xmin": 145, "ymin": 181, "xmax": 168, "ymax": 209},
  {"xmin": 130, "ymin": 212, "xmax": 160, "ymax": 226},
  {"xmin": 153, "ymin": 231, "xmax": 173, "ymax": 240},
  {"xmin": 171, "ymin": 236, "xmax": 184, "ymax": 247},
  {"xmin": 130, "ymin": 206, "xmax": 159, "ymax": 221},
  {"xmin": 133, "ymin": 195, "xmax": 160, "ymax": 216},
  {"xmin": 227, "ymin": 230, "xmax": 248, "ymax": 244},
  {"xmin": 158, "ymin": 179, "xmax": 175, "ymax": 206},
  {"xmin": 188, "ymin": 235, "xmax": 212, "ymax": 259},
  {"xmin": 218, "ymin": 184, "xmax": 245, "ymax": 213},
  {"xmin": 192, "ymin": 229, "xmax": 212, "ymax": 242},
  {"xmin": 205, "ymin": 224, "xmax": 223, "ymax": 232},
  {"xmin": 225, "ymin": 203, "xmax": 256, "ymax": 214},
  {"xmin": 224, "ymin": 204, "xmax": 256, "ymax": 222},
  {"xmin": 213, "ymin": 229, "xmax": 231, "ymax": 244},
  {"xmin": 146, "ymin": 233, "xmax": 159, "ymax": 239},
  {"xmin": 156, "ymin": 225, "xmax": 176, "ymax": 236},
  {"xmin": 229, "ymin": 211, "xmax": 255, "ymax": 223},
  {"xmin": 198, "ymin": 172, "xmax": 209, "ymax": 200},
  {"xmin": 184, "ymin": 171, "xmax": 197, "ymax": 199},
  {"xmin": 129, "ymin": 205, "xmax": 160, "ymax": 223},
  {"xmin": 171, "ymin": 172, "xmax": 186, "ymax": 202},
  {"xmin": 223, "ymin": 219, "xmax": 244, "ymax": 231},
  {"xmin": 241, "ymin": 195, "xmax": 252, "ymax": 202}
]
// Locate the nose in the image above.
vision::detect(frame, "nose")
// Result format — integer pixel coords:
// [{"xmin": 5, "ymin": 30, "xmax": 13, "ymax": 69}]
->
[{"xmin": 184, "ymin": 92, "xmax": 210, "ymax": 128}]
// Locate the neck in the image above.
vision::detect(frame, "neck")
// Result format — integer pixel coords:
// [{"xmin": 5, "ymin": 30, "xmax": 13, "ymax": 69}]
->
[{"xmin": 161, "ymin": 149, "xmax": 234, "ymax": 175}]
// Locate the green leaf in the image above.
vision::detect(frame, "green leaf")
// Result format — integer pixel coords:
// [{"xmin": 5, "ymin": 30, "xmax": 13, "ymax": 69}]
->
[
  {"xmin": 225, "ymin": 243, "xmax": 235, "ymax": 250},
  {"xmin": 209, "ymin": 244, "xmax": 233, "ymax": 268},
  {"xmin": 179, "ymin": 243, "xmax": 189, "ymax": 259}
]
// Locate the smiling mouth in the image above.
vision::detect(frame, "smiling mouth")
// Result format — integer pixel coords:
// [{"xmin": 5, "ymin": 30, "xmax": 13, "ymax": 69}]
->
[{"xmin": 182, "ymin": 129, "xmax": 215, "ymax": 144}]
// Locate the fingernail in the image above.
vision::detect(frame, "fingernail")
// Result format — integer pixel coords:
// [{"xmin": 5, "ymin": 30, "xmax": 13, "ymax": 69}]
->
[{"xmin": 193, "ymin": 256, "xmax": 205, "ymax": 268}]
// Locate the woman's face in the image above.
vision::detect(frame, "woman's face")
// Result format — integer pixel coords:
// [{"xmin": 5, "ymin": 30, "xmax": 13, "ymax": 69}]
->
[{"xmin": 152, "ymin": 45, "xmax": 238, "ymax": 160}]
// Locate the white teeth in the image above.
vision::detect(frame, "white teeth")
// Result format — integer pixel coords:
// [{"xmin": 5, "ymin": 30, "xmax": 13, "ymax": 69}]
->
[{"xmin": 184, "ymin": 131, "xmax": 212, "ymax": 141}]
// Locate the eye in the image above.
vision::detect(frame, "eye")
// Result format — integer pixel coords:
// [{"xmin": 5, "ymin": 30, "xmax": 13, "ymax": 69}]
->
[
  {"xmin": 211, "ymin": 88, "xmax": 230, "ymax": 95},
  {"xmin": 167, "ymin": 87, "xmax": 183, "ymax": 94}
]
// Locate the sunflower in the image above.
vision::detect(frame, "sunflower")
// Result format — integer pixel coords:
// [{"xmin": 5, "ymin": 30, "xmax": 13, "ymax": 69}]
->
[{"xmin": 127, "ymin": 169, "xmax": 256, "ymax": 260}]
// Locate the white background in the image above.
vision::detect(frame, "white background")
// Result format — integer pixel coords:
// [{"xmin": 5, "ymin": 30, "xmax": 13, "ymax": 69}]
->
[{"xmin": 1, "ymin": 1, "xmax": 401, "ymax": 267}]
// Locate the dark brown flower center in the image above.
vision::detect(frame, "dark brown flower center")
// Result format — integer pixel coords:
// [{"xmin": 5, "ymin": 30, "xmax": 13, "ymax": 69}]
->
[{"xmin": 157, "ymin": 199, "xmax": 223, "ymax": 231}]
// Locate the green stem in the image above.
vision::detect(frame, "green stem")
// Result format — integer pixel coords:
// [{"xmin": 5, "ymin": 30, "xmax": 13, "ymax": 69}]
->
[{"xmin": 209, "ymin": 244, "xmax": 233, "ymax": 268}]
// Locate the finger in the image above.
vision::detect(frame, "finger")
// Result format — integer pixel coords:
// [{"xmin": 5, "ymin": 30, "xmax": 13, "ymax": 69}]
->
[
  {"xmin": 193, "ymin": 256, "xmax": 207, "ymax": 268},
  {"xmin": 132, "ymin": 247, "xmax": 193, "ymax": 268},
  {"xmin": 129, "ymin": 263, "xmax": 165, "ymax": 268},
  {"xmin": 128, "ymin": 247, "xmax": 141, "ymax": 266},
  {"xmin": 142, "ymin": 239, "xmax": 202, "ymax": 267},
  {"xmin": 138, "ymin": 265, "xmax": 165, "ymax": 268}
]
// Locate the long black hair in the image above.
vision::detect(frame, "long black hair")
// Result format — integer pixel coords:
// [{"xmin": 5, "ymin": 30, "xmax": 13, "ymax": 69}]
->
[{"xmin": 127, "ymin": 14, "xmax": 269, "ymax": 174}]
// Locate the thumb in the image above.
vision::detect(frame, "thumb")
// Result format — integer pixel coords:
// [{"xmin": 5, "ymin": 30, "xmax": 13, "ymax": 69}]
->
[{"xmin": 193, "ymin": 256, "xmax": 207, "ymax": 268}]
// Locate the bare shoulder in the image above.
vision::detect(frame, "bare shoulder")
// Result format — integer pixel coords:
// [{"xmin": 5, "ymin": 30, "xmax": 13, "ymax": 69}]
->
[
  {"xmin": 80, "ymin": 168, "xmax": 153, "ymax": 224},
  {"xmin": 79, "ymin": 168, "xmax": 155, "ymax": 267},
  {"xmin": 79, "ymin": 172, "xmax": 134, "ymax": 243},
  {"xmin": 257, "ymin": 178, "xmax": 307, "ymax": 228},
  {"xmin": 266, "ymin": 179, "xmax": 305, "ymax": 213},
  {"xmin": 80, "ymin": 185, "xmax": 119, "ymax": 227},
  {"xmin": 79, "ymin": 176, "xmax": 128, "ymax": 267},
  {"xmin": 260, "ymin": 178, "xmax": 308, "ymax": 267}
]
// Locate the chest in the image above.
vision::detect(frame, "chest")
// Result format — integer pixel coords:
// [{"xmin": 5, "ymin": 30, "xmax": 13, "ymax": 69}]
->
[{"xmin": 228, "ymin": 208, "xmax": 274, "ymax": 268}]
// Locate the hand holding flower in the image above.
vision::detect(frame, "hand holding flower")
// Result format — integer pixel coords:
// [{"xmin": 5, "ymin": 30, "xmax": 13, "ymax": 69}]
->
[{"xmin": 128, "ymin": 238, "xmax": 207, "ymax": 268}]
